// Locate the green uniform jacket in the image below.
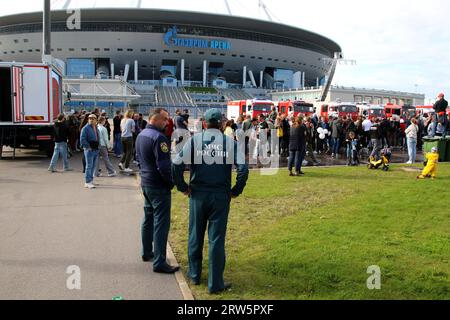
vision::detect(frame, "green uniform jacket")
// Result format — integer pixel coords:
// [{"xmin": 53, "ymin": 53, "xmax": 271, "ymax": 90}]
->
[{"xmin": 172, "ymin": 131, "xmax": 249, "ymax": 197}]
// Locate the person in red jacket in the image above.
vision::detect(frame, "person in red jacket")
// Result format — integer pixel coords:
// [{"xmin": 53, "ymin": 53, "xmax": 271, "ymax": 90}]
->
[{"xmin": 165, "ymin": 116, "xmax": 174, "ymax": 140}]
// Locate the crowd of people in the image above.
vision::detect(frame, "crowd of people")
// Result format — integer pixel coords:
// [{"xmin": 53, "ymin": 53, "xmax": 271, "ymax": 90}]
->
[
  {"xmin": 214, "ymin": 94, "xmax": 449, "ymax": 174},
  {"xmin": 48, "ymin": 108, "xmax": 153, "ymax": 188},
  {"xmin": 47, "ymin": 94, "xmax": 449, "ymax": 182}
]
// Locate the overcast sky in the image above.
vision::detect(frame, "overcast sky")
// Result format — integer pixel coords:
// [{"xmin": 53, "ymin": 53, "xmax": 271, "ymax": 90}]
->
[{"xmin": 1, "ymin": 0, "xmax": 449, "ymax": 102}]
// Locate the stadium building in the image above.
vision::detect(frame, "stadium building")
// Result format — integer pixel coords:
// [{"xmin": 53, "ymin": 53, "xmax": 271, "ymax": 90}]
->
[{"xmin": 0, "ymin": 0, "xmax": 344, "ymax": 112}]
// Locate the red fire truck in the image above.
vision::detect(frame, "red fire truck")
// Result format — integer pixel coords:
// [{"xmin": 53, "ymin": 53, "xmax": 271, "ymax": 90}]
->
[
  {"xmin": 384, "ymin": 103, "xmax": 402, "ymax": 118},
  {"xmin": 277, "ymin": 100, "xmax": 315, "ymax": 118},
  {"xmin": 227, "ymin": 99, "xmax": 275, "ymax": 121},
  {"xmin": 314, "ymin": 102, "xmax": 359, "ymax": 121}
]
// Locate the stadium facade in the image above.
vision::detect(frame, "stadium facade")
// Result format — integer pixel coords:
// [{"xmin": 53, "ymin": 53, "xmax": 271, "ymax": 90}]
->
[{"xmin": 0, "ymin": 4, "xmax": 341, "ymax": 90}]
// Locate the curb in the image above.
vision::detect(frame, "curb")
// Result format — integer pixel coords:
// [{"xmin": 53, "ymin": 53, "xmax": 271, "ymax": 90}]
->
[{"xmin": 134, "ymin": 174, "xmax": 195, "ymax": 301}]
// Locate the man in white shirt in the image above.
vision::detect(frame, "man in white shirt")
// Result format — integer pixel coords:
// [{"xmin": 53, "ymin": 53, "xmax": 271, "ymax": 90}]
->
[{"xmin": 362, "ymin": 117, "xmax": 373, "ymax": 148}]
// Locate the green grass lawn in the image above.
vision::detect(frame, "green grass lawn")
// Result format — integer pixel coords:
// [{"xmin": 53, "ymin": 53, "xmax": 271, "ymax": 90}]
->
[
  {"xmin": 169, "ymin": 164, "xmax": 450, "ymax": 300},
  {"xmin": 184, "ymin": 87, "xmax": 218, "ymax": 94}
]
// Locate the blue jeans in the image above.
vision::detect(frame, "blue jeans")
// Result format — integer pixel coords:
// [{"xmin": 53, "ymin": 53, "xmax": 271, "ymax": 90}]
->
[
  {"xmin": 407, "ymin": 138, "xmax": 417, "ymax": 163},
  {"xmin": 84, "ymin": 149, "xmax": 99, "ymax": 184},
  {"xmin": 113, "ymin": 133, "xmax": 122, "ymax": 156},
  {"xmin": 332, "ymin": 138, "xmax": 340, "ymax": 155},
  {"xmin": 288, "ymin": 148, "xmax": 305, "ymax": 173},
  {"xmin": 141, "ymin": 187, "xmax": 172, "ymax": 270},
  {"xmin": 49, "ymin": 142, "xmax": 70, "ymax": 170}
]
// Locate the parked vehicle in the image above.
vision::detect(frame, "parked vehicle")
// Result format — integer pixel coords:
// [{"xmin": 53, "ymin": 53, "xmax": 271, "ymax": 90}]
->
[
  {"xmin": 384, "ymin": 103, "xmax": 402, "ymax": 118},
  {"xmin": 227, "ymin": 99, "xmax": 275, "ymax": 121},
  {"xmin": 315, "ymin": 102, "xmax": 358, "ymax": 121},
  {"xmin": 0, "ymin": 61, "xmax": 63, "ymax": 157},
  {"xmin": 357, "ymin": 104, "xmax": 386, "ymax": 119},
  {"xmin": 277, "ymin": 100, "xmax": 315, "ymax": 118}
]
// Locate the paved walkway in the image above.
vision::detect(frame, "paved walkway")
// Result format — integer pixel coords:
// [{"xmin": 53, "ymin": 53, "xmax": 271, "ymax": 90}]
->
[{"xmin": 0, "ymin": 149, "xmax": 185, "ymax": 300}]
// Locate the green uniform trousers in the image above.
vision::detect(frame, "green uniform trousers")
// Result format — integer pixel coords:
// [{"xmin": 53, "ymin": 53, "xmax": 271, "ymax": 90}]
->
[{"xmin": 188, "ymin": 191, "xmax": 231, "ymax": 293}]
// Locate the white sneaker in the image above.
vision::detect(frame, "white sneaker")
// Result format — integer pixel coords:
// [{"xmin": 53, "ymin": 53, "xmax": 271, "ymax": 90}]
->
[
  {"xmin": 124, "ymin": 168, "xmax": 133, "ymax": 173},
  {"xmin": 96, "ymin": 173, "xmax": 103, "ymax": 177},
  {"xmin": 84, "ymin": 183, "xmax": 96, "ymax": 189},
  {"xmin": 118, "ymin": 163, "xmax": 124, "ymax": 170},
  {"xmin": 133, "ymin": 160, "xmax": 139, "ymax": 165},
  {"xmin": 108, "ymin": 172, "xmax": 117, "ymax": 177},
  {"xmin": 406, "ymin": 161, "xmax": 412, "ymax": 165}
]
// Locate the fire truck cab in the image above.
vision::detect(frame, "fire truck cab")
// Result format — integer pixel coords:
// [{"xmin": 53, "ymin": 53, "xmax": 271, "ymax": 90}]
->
[
  {"xmin": 227, "ymin": 99, "xmax": 275, "ymax": 121},
  {"xmin": 384, "ymin": 103, "xmax": 402, "ymax": 118},
  {"xmin": 316, "ymin": 102, "xmax": 358, "ymax": 121},
  {"xmin": 358, "ymin": 104, "xmax": 386, "ymax": 119},
  {"xmin": 277, "ymin": 100, "xmax": 315, "ymax": 118}
]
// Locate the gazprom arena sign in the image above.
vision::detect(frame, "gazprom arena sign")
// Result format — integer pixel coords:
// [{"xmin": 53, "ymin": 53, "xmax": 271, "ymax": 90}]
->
[{"xmin": 164, "ymin": 26, "xmax": 232, "ymax": 50}]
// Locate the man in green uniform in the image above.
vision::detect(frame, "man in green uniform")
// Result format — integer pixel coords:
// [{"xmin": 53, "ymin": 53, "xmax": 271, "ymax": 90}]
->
[{"xmin": 172, "ymin": 109, "xmax": 249, "ymax": 294}]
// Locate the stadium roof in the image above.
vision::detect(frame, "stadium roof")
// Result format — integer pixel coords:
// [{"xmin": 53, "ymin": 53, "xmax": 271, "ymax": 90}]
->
[{"xmin": 0, "ymin": 4, "xmax": 341, "ymax": 57}]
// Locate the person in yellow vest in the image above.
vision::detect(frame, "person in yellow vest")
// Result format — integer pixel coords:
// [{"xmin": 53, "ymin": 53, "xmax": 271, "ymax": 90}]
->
[{"xmin": 417, "ymin": 147, "xmax": 439, "ymax": 179}]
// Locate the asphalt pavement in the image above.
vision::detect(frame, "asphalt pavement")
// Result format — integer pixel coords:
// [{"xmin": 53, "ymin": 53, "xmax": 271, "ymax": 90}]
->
[{"xmin": 0, "ymin": 148, "xmax": 185, "ymax": 300}]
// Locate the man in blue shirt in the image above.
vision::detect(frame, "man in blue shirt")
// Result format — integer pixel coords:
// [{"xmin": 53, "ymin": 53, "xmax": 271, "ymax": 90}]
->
[
  {"xmin": 80, "ymin": 114, "xmax": 100, "ymax": 189},
  {"xmin": 172, "ymin": 109, "xmax": 249, "ymax": 294},
  {"xmin": 135, "ymin": 108, "xmax": 179, "ymax": 274}
]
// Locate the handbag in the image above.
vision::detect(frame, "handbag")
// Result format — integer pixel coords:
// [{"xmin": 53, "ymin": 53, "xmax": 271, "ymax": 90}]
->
[{"xmin": 277, "ymin": 127, "xmax": 284, "ymax": 138}]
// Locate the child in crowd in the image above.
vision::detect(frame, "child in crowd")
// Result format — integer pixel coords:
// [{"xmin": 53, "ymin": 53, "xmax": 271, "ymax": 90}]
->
[
  {"xmin": 346, "ymin": 131, "xmax": 360, "ymax": 166},
  {"xmin": 417, "ymin": 147, "xmax": 439, "ymax": 180}
]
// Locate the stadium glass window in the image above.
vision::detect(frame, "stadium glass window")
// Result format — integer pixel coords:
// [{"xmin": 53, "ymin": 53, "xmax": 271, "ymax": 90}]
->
[
  {"xmin": 57, "ymin": 48, "xmax": 62, "ymax": 51},
  {"xmin": 35, "ymin": 49, "xmax": 40, "ymax": 52},
  {"xmin": 127, "ymin": 48, "xmax": 133, "ymax": 52},
  {"xmin": 141, "ymin": 49, "xmax": 147, "ymax": 52},
  {"xmin": 173, "ymin": 50, "xmax": 179, "ymax": 53},
  {"xmin": 211, "ymin": 52, "xmax": 217, "ymax": 56},
  {"xmin": 117, "ymin": 48, "xmax": 123, "ymax": 51},
  {"xmin": 28, "ymin": 49, "xmax": 33, "ymax": 52},
  {"xmin": 14, "ymin": 39, "xmax": 19, "ymax": 43},
  {"xmin": 69, "ymin": 48, "xmax": 75, "ymax": 51},
  {"xmin": 199, "ymin": 52, "xmax": 205, "ymax": 55},
  {"xmin": 186, "ymin": 51, "xmax": 192, "ymax": 54},
  {"xmin": 150, "ymin": 49, "xmax": 156, "ymax": 52},
  {"xmin": 10, "ymin": 51, "xmax": 15, "ymax": 54},
  {"xmin": 19, "ymin": 50, "xmax": 23, "ymax": 53},
  {"xmin": 23, "ymin": 39, "xmax": 29, "ymax": 43},
  {"xmin": 251, "ymin": 56, "xmax": 255, "ymax": 59},
  {"xmin": 81, "ymin": 48, "xmax": 87, "ymax": 51},
  {"xmin": 240, "ymin": 55, "xmax": 245, "ymax": 58},
  {"xmin": 3, "ymin": 52, "xmax": 7, "ymax": 54},
  {"xmin": 232, "ymin": 54, "xmax": 237, "ymax": 57},
  {"xmin": 94, "ymin": 48, "xmax": 100, "ymax": 51},
  {"xmin": 283, "ymin": 60, "xmax": 287, "ymax": 63},
  {"xmin": 268, "ymin": 58, "xmax": 272, "ymax": 61},
  {"xmin": 104, "ymin": 48, "xmax": 110, "ymax": 51},
  {"xmin": 163, "ymin": 50, "xmax": 169, "ymax": 53},
  {"xmin": 258, "ymin": 57, "xmax": 263, "ymax": 60}
]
